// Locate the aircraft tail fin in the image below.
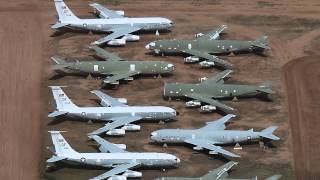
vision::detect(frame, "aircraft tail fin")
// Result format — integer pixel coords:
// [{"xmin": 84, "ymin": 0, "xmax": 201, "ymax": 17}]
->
[
  {"xmin": 265, "ymin": 175, "xmax": 282, "ymax": 180},
  {"xmin": 49, "ymin": 86, "xmax": 78, "ymax": 113},
  {"xmin": 253, "ymin": 35, "xmax": 271, "ymax": 50},
  {"xmin": 47, "ymin": 131, "xmax": 78, "ymax": 159},
  {"xmin": 260, "ymin": 126, "xmax": 280, "ymax": 141},
  {"xmin": 257, "ymin": 81, "xmax": 275, "ymax": 94},
  {"xmin": 54, "ymin": 0, "xmax": 80, "ymax": 23}
]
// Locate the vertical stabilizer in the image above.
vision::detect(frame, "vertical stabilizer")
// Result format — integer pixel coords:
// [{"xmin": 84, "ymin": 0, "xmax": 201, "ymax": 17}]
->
[
  {"xmin": 54, "ymin": 0, "xmax": 80, "ymax": 22},
  {"xmin": 48, "ymin": 131, "xmax": 78, "ymax": 156},
  {"xmin": 49, "ymin": 86, "xmax": 78, "ymax": 111}
]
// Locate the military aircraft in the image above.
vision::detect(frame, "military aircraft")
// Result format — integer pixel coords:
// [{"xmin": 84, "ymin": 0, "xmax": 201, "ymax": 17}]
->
[
  {"xmin": 46, "ymin": 131, "xmax": 180, "ymax": 180},
  {"xmin": 48, "ymin": 86, "xmax": 177, "ymax": 136},
  {"xmin": 52, "ymin": 46, "xmax": 175, "ymax": 86},
  {"xmin": 155, "ymin": 161, "xmax": 282, "ymax": 180},
  {"xmin": 145, "ymin": 25, "xmax": 270, "ymax": 69},
  {"xmin": 52, "ymin": 0, "xmax": 173, "ymax": 46},
  {"xmin": 163, "ymin": 70, "xmax": 274, "ymax": 113},
  {"xmin": 150, "ymin": 114, "xmax": 280, "ymax": 158}
]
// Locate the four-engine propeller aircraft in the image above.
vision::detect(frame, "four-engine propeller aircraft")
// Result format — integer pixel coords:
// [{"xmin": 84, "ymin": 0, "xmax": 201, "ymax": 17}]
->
[
  {"xmin": 48, "ymin": 86, "xmax": 177, "ymax": 136},
  {"xmin": 52, "ymin": 46, "xmax": 175, "ymax": 86},
  {"xmin": 145, "ymin": 25, "xmax": 270, "ymax": 69},
  {"xmin": 155, "ymin": 161, "xmax": 282, "ymax": 180},
  {"xmin": 163, "ymin": 70, "xmax": 274, "ymax": 113},
  {"xmin": 150, "ymin": 114, "xmax": 280, "ymax": 158},
  {"xmin": 52, "ymin": 0, "xmax": 173, "ymax": 46},
  {"xmin": 46, "ymin": 131, "xmax": 180, "ymax": 180}
]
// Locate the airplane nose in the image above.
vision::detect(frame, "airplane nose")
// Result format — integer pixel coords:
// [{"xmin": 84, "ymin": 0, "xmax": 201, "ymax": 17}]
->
[{"xmin": 176, "ymin": 158, "xmax": 180, "ymax": 163}]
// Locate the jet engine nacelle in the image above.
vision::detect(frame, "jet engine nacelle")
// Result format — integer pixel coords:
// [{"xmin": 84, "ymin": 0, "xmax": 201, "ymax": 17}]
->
[
  {"xmin": 122, "ymin": 34, "xmax": 140, "ymax": 42},
  {"xmin": 199, "ymin": 77, "xmax": 208, "ymax": 82},
  {"xmin": 195, "ymin": 32, "xmax": 204, "ymax": 38},
  {"xmin": 115, "ymin": 10, "xmax": 124, "ymax": 16},
  {"xmin": 200, "ymin": 105, "xmax": 217, "ymax": 112},
  {"xmin": 184, "ymin": 56, "xmax": 200, "ymax": 63},
  {"xmin": 193, "ymin": 146, "xmax": 203, "ymax": 150},
  {"xmin": 122, "ymin": 124, "xmax": 141, "ymax": 131},
  {"xmin": 185, "ymin": 100, "xmax": 201, "ymax": 107},
  {"xmin": 107, "ymin": 39, "xmax": 126, "ymax": 46},
  {"xmin": 199, "ymin": 61, "xmax": 215, "ymax": 68},
  {"xmin": 106, "ymin": 129, "xmax": 125, "ymax": 136},
  {"xmin": 123, "ymin": 170, "xmax": 142, "ymax": 178},
  {"xmin": 209, "ymin": 151, "xmax": 218, "ymax": 155},
  {"xmin": 116, "ymin": 98, "xmax": 127, "ymax": 104},
  {"xmin": 124, "ymin": 77, "xmax": 134, "ymax": 81},
  {"xmin": 114, "ymin": 144, "xmax": 127, "ymax": 150},
  {"xmin": 107, "ymin": 175, "xmax": 127, "ymax": 180}
]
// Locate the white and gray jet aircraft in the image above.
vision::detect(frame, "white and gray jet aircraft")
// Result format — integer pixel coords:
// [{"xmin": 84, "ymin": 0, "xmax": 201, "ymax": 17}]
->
[
  {"xmin": 52, "ymin": 0, "xmax": 173, "ymax": 46},
  {"xmin": 48, "ymin": 86, "xmax": 177, "ymax": 136},
  {"xmin": 46, "ymin": 131, "xmax": 180, "ymax": 180},
  {"xmin": 150, "ymin": 114, "xmax": 280, "ymax": 158}
]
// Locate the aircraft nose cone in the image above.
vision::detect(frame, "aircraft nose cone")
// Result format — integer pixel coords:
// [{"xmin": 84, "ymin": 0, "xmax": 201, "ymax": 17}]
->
[{"xmin": 176, "ymin": 158, "xmax": 180, "ymax": 163}]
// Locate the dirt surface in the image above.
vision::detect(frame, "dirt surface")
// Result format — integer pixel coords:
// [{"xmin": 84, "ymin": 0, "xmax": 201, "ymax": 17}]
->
[
  {"xmin": 0, "ymin": 0, "xmax": 45, "ymax": 180},
  {"xmin": 0, "ymin": 0, "xmax": 315, "ymax": 180},
  {"xmin": 283, "ymin": 56, "xmax": 320, "ymax": 179}
]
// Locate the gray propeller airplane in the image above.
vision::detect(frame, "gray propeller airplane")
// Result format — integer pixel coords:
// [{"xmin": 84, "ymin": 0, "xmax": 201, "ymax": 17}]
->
[
  {"xmin": 145, "ymin": 25, "xmax": 270, "ymax": 69},
  {"xmin": 48, "ymin": 86, "xmax": 177, "ymax": 136},
  {"xmin": 163, "ymin": 70, "xmax": 274, "ymax": 113},
  {"xmin": 52, "ymin": 46, "xmax": 175, "ymax": 86},
  {"xmin": 52, "ymin": 0, "xmax": 173, "ymax": 46},
  {"xmin": 155, "ymin": 161, "xmax": 282, "ymax": 180},
  {"xmin": 46, "ymin": 131, "xmax": 180, "ymax": 180},
  {"xmin": 150, "ymin": 114, "xmax": 280, "ymax": 158}
]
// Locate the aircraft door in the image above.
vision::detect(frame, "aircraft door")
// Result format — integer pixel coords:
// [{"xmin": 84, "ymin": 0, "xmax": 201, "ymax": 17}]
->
[{"xmin": 130, "ymin": 64, "xmax": 136, "ymax": 71}]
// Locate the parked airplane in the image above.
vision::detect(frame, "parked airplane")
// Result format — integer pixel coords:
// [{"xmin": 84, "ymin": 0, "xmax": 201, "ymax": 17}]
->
[
  {"xmin": 48, "ymin": 86, "xmax": 177, "ymax": 136},
  {"xmin": 155, "ymin": 161, "xmax": 282, "ymax": 180},
  {"xmin": 52, "ymin": 0, "xmax": 173, "ymax": 46},
  {"xmin": 52, "ymin": 46, "xmax": 175, "ymax": 86},
  {"xmin": 46, "ymin": 131, "xmax": 180, "ymax": 180},
  {"xmin": 163, "ymin": 70, "xmax": 274, "ymax": 113},
  {"xmin": 146, "ymin": 25, "xmax": 270, "ymax": 69},
  {"xmin": 150, "ymin": 114, "xmax": 280, "ymax": 158}
]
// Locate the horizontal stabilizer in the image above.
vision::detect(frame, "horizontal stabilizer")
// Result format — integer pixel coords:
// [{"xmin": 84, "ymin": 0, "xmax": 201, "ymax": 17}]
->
[
  {"xmin": 46, "ymin": 156, "xmax": 66, "ymax": 163},
  {"xmin": 257, "ymin": 81, "xmax": 275, "ymax": 94},
  {"xmin": 51, "ymin": 23, "xmax": 69, "ymax": 29},
  {"xmin": 48, "ymin": 111, "xmax": 68, "ymax": 118},
  {"xmin": 51, "ymin": 56, "xmax": 67, "ymax": 64},
  {"xmin": 260, "ymin": 126, "xmax": 280, "ymax": 140},
  {"xmin": 253, "ymin": 44, "xmax": 271, "ymax": 50}
]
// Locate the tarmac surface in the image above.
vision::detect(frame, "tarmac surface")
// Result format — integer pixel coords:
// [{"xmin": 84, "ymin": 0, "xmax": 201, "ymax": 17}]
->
[{"xmin": 284, "ymin": 56, "xmax": 320, "ymax": 179}]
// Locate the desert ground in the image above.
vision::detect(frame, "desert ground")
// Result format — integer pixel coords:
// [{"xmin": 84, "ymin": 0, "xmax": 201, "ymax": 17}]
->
[{"xmin": 2, "ymin": 0, "xmax": 320, "ymax": 180}]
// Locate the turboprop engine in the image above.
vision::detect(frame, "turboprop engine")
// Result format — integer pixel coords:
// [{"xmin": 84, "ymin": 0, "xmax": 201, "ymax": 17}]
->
[
  {"xmin": 199, "ymin": 77, "xmax": 208, "ymax": 82},
  {"xmin": 200, "ymin": 105, "xmax": 216, "ymax": 112},
  {"xmin": 115, "ymin": 10, "xmax": 124, "ymax": 16},
  {"xmin": 114, "ymin": 144, "xmax": 127, "ymax": 150},
  {"xmin": 193, "ymin": 146, "xmax": 203, "ymax": 150},
  {"xmin": 122, "ymin": 34, "xmax": 140, "ymax": 42},
  {"xmin": 184, "ymin": 56, "xmax": 200, "ymax": 63},
  {"xmin": 100, "ymin": 98, "xmax": 127, "ymax": 107},
  {"xmin": 106, "ymin": 129, "xmax": 125, "ymax": 136},
  {"xmin": 199, "ymin": 61, "xmax": 215, "ymax": 68},
  {"xmin": 121, "ymin": 124, "xmax": 141, "ymax": 131},
  {"xmin": 185, "ymin": 101, "xmax": 201, "ymax": 107},
  {"xmin": 107, "ymin": 39, "xmax": 126, "ymax": 46}
]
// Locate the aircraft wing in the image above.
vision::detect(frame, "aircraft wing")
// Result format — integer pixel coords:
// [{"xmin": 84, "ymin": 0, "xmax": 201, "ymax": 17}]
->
[
  {"xmin": 196, "ymin": 25, "xmax": 228, "ymax": 40},
  {"xmin": 89, "ymin": 3, "xmax": 124, "ymax": 19},
  {"xmin": 182, "ymin": 49, "xmax": 233, "ymax": 69},
  {"xmin": 90, "ymin": 163, "xmax": 139, "ymax": 180},
  {"xmin": 185, "ymin": 93, "xmax": 235, "ymax": 112},
  {"xmin": 89, "ymin": 46, "xmax": 123, "ymax": 61},
  {"xmin": 201, "ymin": 161, "xmax": 238, "ymax": 179},
  {"xmin": 91, "ymin": 90, "xmax": 127, "ymax": 107},
  {"xmin": 200, "ymin": 70, "xmax": 233, "ymax": 85},
  {"xmin": 184, "ymin": 139, "xmax": 240, "ymax": 158},
  {"xmin": 88, "ymin": 116, "xmax": 143, "ymax": 135},
  {"xmin": 90, "ymin": 135, "xmax": 127, "ymax": 153},
  {"xmin": 199, "ymin": 114, "xmax": 236, "ymax": 131},
  {"xmin": 91, "ymin": 26, "xmax": 141, "ymax": 46},
  {"xmin": 103, "ymin": 71, "xmax": 140, "ymax": 84}
]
